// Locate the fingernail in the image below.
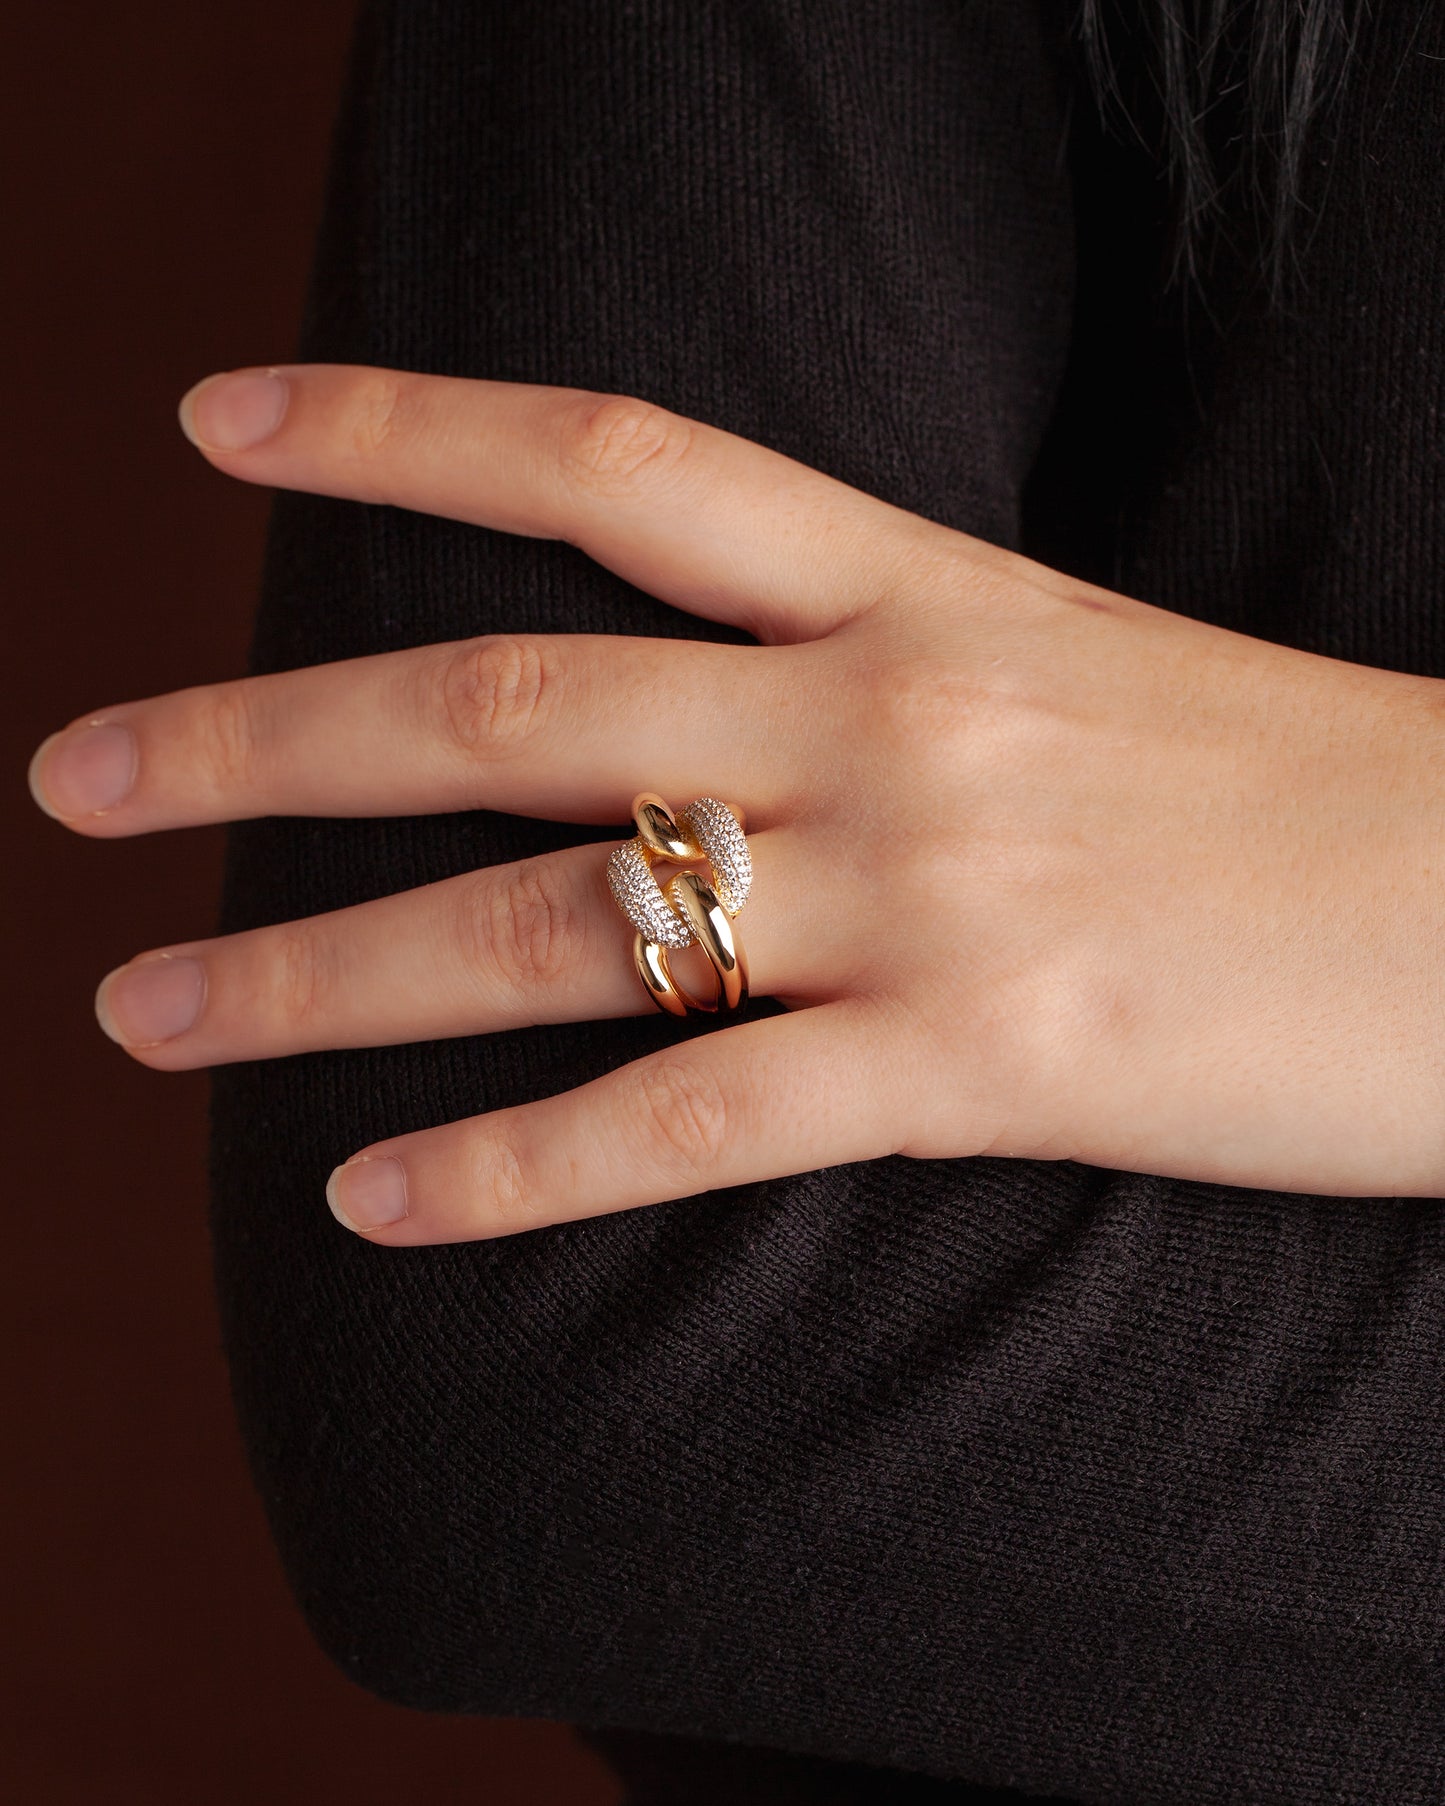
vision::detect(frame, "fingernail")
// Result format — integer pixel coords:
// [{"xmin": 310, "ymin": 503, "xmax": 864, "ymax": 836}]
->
[
  {"xmin": 96, "ymin": 955, "xmax": 206, "ymax": 1046},
  {"xmin": 179, "ymin": 369, "xmax": 289, "ymax": 452},
  {"xmin": 327, "ymin": 1156, "xmax": 409, "ymax": 1232},
  {"xmin": 29, "ymin": 722, "xmax": 137, "ymax": 818}
]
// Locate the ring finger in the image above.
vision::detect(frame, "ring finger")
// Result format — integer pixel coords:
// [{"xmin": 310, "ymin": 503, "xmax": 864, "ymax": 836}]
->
[{"xmin": 94, "ymin": 824, "xmax": 856, "ymax": 1067}]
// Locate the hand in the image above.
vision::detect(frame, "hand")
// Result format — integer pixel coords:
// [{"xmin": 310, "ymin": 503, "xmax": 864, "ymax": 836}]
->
[{"xmin": 28, "ymin": 364, "xmax": 1445, "ymax": 1241}]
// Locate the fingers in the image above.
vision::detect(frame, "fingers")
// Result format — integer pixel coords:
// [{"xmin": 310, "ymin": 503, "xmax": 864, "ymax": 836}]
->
[
  {"xmin": 94, "ymin": 827, "xmax": 856, "ymax": 1069},
  {"xmin": 178, "ymin": 363, "xmax": 923, "ymax": 643},
  {"xmin": 323, "ymin": 998, "xmax": 903, "ymax": 1244},
  {"xmin": 28, "ymin": 631, "xmax": 815, "ymax": 836}
]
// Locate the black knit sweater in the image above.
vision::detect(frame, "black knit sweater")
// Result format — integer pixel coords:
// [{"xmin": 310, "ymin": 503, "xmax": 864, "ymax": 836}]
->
[{"xmin": 207, "ymin": 3, "xmax": 1445, "ymax": 1801}]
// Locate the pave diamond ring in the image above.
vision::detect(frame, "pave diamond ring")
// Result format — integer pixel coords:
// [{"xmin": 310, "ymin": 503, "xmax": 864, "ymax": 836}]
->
[{"xmin": 604, "ymin": 791, "xmax": 751, "ymax": 1017}]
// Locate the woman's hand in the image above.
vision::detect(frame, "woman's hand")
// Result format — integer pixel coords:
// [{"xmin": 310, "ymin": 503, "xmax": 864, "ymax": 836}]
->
[{"xmin": 28, "ymin": 364, "xmax": 1445, "ymax": 1240}]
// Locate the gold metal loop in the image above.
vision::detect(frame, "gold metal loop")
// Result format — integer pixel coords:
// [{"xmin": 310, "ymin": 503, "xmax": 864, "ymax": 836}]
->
[
  {"xmin": 632, "ymin": 791, "xmax": 702, "ymax": 862},
  {"xmin": 609, "ymin": 791, "xmax": 752, "ymax": 1017},
  {"xmin": 630, "ymin": 872, "xmax": 749, "ymax": 1017}
]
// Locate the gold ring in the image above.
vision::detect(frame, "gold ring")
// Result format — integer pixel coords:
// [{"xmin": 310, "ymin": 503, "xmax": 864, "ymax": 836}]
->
[{"xmin": 605, "ymin": 791, "xmax": 752, "ymax": 1018}]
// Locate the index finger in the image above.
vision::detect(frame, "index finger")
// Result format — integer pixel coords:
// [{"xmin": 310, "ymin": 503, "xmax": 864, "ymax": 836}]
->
[{"xmin": 179, "ymin": 363, "xmax": 928, "ymax": 644}]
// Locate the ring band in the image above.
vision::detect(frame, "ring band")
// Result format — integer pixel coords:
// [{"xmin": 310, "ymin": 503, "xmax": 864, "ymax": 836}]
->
[{"xmin": 606, "ymin": 791, "xmax": 752, "ymax": 1017}]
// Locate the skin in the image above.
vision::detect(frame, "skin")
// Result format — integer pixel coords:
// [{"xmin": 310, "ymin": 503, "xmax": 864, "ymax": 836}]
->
[{"xmin": 26, "ymin": 362, "xmax": 1445, "ymax": 1243}]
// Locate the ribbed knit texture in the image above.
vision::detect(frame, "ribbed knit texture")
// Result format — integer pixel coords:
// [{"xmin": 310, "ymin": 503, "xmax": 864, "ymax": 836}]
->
[{"xmin": 207, "ymin": 4, "xmax": 1445, "ymax": 1802}]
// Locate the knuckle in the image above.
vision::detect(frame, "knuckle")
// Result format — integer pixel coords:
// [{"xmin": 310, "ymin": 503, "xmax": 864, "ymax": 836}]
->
[
  {"xmin": 862, "ymin": 652, "xmax": 1040, "ymax": 797},
  {"xmin": 462, "ymin": 858, "xmax": 575, "ymax": 995},
  {"xmin": 868, "ymin": 656, "xmax": 991, "ymax": 749},
  {"xmin": 630, "ymin": 1057, "xmax": 730, "ymax": 1186},
  {"xmin": 975, "ymin": 944, "xmax": 1107, "ymax": 1104},
  {"xmin": 348, "ymin": 371, "xmax": 415, "ymax": 466},
  {"xmin": 440, "ymin": 634, "xmax": 552, "ymax": 755},
  {"xmin": 196, "ymin": 682, "xmax": 263, "ymax": 799},
  {"xmin": 472, "ymin": 1131, "xmax": 542, "ymax": 1229},
  {"xmin": 274, "ymin": 924, "xmax": 331, "ymax": 1029},
  {"xmin": 1028, "ymin": 946, "xmax": 1134, "ymax": 1068},
  {"xmin": 558, "ymin": 392, "xmax": 695, "ymax": 497}
]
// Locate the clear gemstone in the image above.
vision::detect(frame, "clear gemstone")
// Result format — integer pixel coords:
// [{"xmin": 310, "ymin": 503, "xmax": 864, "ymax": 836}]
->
[
  {"xmin": 605, "ymin": 838, "xmax": 694, "ymax": 948},
  {"xmin": 677, "ymin": 797, "xmax": 752, "ymax": 916}
]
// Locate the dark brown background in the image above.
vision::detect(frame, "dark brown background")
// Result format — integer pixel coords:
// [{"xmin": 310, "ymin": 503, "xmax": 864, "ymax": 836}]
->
[{"xmin": 6, "ymin": 5, "xmax": 619, "ymax": 1800}]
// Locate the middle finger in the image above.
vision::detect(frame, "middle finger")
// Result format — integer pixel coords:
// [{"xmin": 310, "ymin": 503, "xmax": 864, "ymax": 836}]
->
[
  {"xmin": 32, "ymin": 632, "xmax": 822, "ymax": 836},
  {"xmin": 94, "ymin": 825, "xmax": 854, "ymax": 1067}
]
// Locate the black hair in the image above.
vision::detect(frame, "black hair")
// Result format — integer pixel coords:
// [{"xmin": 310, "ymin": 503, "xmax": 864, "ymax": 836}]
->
[{"xmin": 1075, "ymin": 0, "xmax": 1368, "ymax": 299}]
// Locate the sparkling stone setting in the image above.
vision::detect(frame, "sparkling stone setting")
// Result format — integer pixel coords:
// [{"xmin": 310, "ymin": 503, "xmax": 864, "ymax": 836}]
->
[
  {"xmin": 605, "ymin": 796, "xmax": 751, "ymax": 949},
  {"xmin": 676, "ymin": 796, "xmax": 752, "ymax": 916},
  {"xmin": 606, "ymin": 837, "xmax": 695, "ymax": 949}
]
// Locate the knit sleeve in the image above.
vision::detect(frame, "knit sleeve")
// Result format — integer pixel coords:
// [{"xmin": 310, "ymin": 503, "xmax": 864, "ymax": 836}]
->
[{"xmin": 207, "ymin": 4, "xmax": 1445, "ymax": 1803}]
